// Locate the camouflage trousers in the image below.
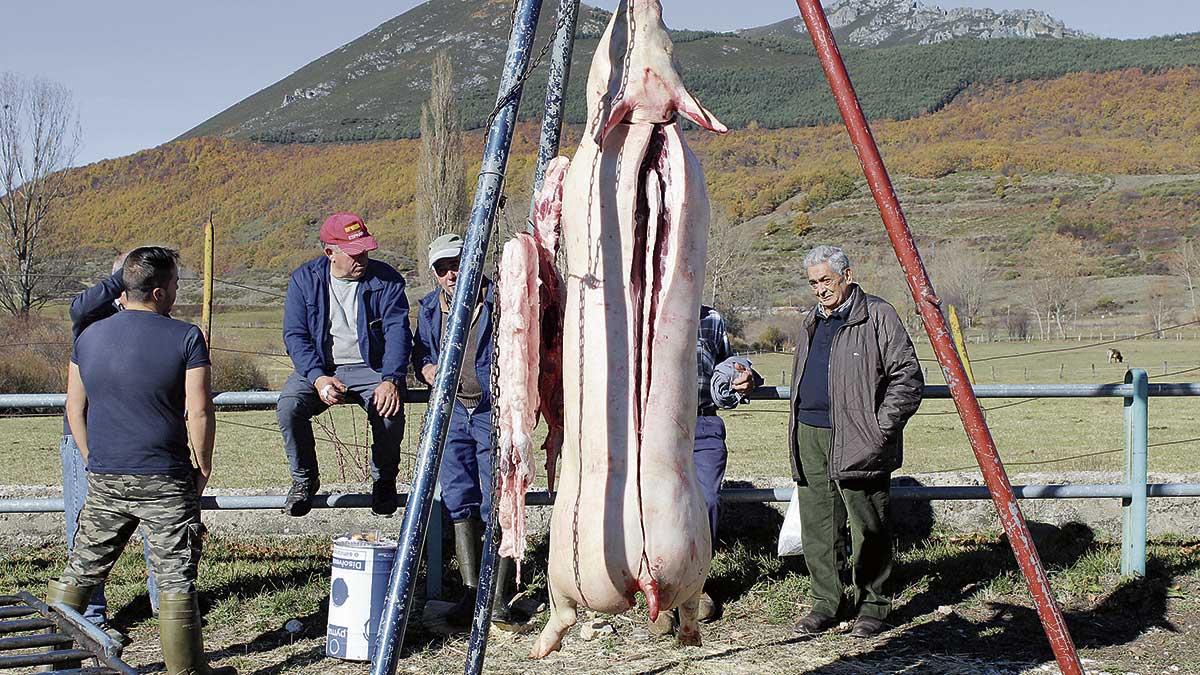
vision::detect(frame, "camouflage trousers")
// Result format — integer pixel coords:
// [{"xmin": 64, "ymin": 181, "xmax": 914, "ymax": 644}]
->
[{"xmin": 61, "ymin": 473, "xmax": 202, "ymax": 595}]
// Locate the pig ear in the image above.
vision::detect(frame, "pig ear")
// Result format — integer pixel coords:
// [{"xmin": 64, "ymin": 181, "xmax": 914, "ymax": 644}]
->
[{"xmin": 675, "ymin": 89, "xmax": 728, "ymax": 134}]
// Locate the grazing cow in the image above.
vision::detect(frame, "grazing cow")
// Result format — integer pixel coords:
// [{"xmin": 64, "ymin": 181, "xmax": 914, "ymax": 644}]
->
[{"xmin": 1107, "ymin": 348, "xmax": 1123, "ymax": 364}]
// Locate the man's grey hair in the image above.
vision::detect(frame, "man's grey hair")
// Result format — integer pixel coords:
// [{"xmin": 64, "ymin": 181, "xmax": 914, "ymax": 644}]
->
[{"xmin": 803, "ymin": 245, "xmax": 851, "ymax": 277}]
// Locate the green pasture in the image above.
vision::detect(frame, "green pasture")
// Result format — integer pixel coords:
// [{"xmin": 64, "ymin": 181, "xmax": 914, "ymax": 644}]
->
[{"xmin": 2, "ymin": 330, "xmax": 1197, "ymax": 488}]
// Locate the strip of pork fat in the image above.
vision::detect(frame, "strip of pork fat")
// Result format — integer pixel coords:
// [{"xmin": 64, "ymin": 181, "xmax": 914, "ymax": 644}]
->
[{"xmin": 495, "ymin": 157, "xmax": 569, "ymax": 577}]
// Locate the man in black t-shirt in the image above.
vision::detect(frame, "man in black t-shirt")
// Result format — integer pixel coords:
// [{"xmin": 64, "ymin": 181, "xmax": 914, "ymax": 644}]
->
[{"xmin": 47, "ymin": 247, "xmax": 235, "ymax": 675}]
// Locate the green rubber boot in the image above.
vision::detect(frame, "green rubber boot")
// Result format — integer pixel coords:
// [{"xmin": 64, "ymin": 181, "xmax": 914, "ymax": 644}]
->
[
  {"xmin": 444, "ymin": 518, "xmax": 483, "ymax": 630},
  {"xmin": 490, "ymin": 556, "xmax": 531, "ymax": 629},
  {"xmin": 158, "ymin": 592, "xmax": 236, "ymax": 675},
  {"xmin": 44, "ymin": 580, "xmax": 97, "ymax": 670},
  {"xmin": 45, "ymin": 580, "xmax": 93, "ymax": 613}
]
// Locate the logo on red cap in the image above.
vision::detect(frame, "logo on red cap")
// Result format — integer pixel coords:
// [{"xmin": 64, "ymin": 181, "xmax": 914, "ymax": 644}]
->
[{"xmin": 320, "ymin": 212, "xmax": 378, "ymax": 255}]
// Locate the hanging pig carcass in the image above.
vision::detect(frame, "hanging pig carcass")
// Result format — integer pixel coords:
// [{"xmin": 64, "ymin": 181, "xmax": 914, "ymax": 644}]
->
[{"xmin": 501, "ymin": 0, "xmax": 728, "ymax": 658}]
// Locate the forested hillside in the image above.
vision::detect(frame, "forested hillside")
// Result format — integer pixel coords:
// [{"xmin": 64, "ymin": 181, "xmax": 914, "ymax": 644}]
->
[
  {"xmin": 178, "ymin": 0, "xmax": 1200, "ymax": 144},
  {"xmin": 59, "ymin": 68, "xmax": 1200, "ymax": 283}
]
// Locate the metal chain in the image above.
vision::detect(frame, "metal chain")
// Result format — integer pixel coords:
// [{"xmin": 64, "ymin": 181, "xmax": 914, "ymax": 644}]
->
[
  {"xmin": 482, "ymin": 3, "xmax": 574, "ymax": 135},
  {"xmin": 570, "ymin": 0, "xmax": 640, "ymax": 604},
  {"xmin": 484, "ymin": 195, "xmax": 506, "ymax": 591}
]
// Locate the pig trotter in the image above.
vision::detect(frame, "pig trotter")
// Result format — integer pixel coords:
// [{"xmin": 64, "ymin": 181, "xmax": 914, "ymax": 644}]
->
[
  {"xmin": 530, "ymin": 580, "xmax": 579, "ymax": 659},
  {"xmin": 676, "ymin": 591, "xmax": 703, "ymax": 648}
]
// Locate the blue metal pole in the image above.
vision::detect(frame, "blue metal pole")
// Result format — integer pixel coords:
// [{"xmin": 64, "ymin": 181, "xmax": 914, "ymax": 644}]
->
[
  {"xmin": 1122, "ymin": 368, "xmax": 1149, "ymax": 576},
  {"xmin": 463, "ymin": 3, "xmax": 580, "ymax": 674},
  {"xmin": 467, "ymin": 1, "xmax": 578, "ymax": 671},
  {"xmin": 527, "ymin": 0, "xmax": 581, "ymax": 225},
  {"xmin": 369, "ymin": 1, "xmax": 546, "ymax": 672}
]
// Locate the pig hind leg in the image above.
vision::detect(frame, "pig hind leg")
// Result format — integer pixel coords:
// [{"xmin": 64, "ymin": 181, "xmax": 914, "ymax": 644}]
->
[
  {"xmin": 529, "ymin": 580, "xmax": 578, "ymax": 659},
  {"xmin": 676, "ymin": 591, "xmax": 703, "ymax": 648}
]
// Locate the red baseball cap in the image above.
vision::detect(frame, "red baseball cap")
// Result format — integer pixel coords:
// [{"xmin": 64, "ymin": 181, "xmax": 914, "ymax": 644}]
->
[{"xmin": 319, "ymin": 212, "xmax": 378, "ymax": 255}]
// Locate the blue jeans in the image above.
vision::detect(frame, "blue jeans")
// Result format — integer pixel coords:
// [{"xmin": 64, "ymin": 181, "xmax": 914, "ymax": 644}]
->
[
  {"xmin": 276, "ymin": 364, "xmax": 406, "ymax": 483},
  {"xmin": 693, "ymin": 415, "xmax": 729, "ymax": 548},
  {"xmin": 437, "ymin": 402, "xmax": 494, "ymax": 523},
  {"xmin": 60, "ymin": 434, "xmax": 158, "ymax": 622}
]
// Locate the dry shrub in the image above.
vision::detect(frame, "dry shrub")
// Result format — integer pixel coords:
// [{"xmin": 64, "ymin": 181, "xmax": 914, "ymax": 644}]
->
[
  {"xmin": 210, "ymin": 350, "xmax": 269, "ymax": 392},
  {"xmin": 0, "ymin": 315, "xmax": 70, "ymax": 393}
]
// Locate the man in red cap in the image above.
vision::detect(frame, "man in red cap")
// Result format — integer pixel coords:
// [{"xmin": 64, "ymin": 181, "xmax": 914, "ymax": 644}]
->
[{"xmin": 278, "ymin": 212, "xmax": 413, "ymax": 516}]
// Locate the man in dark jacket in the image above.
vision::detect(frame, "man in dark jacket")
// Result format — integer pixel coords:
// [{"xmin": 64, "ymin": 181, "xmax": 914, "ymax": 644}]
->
[
  {"xmin": 278, "ymin": 212, "xmax": 413, "ymax": 517},
  {"xmin": 789, "ymin": 245, "xmax": 923, "ymax": 638},
  {"xmin": 412, "ymin": 233, "xmax": 524, "ymax": 629}
]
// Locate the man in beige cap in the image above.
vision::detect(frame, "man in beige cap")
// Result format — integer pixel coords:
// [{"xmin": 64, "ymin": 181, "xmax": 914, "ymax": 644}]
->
[{"xmin": 412, "ymin": 233, "xmax": 525, "ymax": 628}]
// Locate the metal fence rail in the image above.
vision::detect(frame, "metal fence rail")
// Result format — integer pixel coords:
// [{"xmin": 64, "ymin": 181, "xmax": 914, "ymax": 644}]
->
[{"xmin": 2, "ymin": 369, "xmax": 1197, "ymax": 581}]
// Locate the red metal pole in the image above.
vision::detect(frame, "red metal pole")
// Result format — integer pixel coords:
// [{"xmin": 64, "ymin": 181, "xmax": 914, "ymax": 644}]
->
[{"xmin": 792, "ymin": 2, "xmax": 1085, "ymax": 673}]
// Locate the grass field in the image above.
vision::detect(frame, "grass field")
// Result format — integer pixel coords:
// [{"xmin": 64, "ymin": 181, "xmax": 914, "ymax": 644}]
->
[
  {"xmin": 3, "ymin": 314, "xmax": 1199, "ymax": 674},
  {"xmin": 3, "ymin": 331, "xmax": 1197, "ymax": 488}
]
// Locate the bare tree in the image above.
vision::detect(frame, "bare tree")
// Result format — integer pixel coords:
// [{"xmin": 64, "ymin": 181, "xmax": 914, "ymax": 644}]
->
[
  {"xmin": 0, "ymin": 73, "xmax": 80, "ymax": 315},
  {"xmin": 1168, "ymin": 237, "xmax": 1200, "ymax": 322},
  {"xmin": 930, "ymin": 239, "xmax": 992, "ymax": 329},
  {"xmin": 704, "ymin": 209, "xmax": 754, "ymax": 308},
  {"xmin": 414, "ymin": 51, "xmax": 466, "ymax": 277},
  {"xmin": 1148, "ymin": 281, "xmax": 1175, "ymax": 339},
  {"xmin": 1021, "ymin": 233, "xmax": 1088, "ymax": 340},
  {"xmin": 853, "ymin": 253, "xmax": 921, "ymax": 331}
]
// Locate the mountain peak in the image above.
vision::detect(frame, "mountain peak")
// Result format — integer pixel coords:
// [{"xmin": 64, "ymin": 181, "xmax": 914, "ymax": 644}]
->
[
  {"xmin": 180, "ymin": 0, "xmax": 1097, "ymax": 144},
  {"xmin": 740, "ymin": 0, "xmax": 1091, "ymax": 47}
]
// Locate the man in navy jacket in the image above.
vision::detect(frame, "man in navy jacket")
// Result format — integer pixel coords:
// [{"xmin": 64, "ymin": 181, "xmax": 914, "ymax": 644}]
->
[
  {"xmin": 412, "ymin": 233, "xmax": 525, "ymax": 628},
  {"xmin": 278, "ymin": 213, "xmax": 413, "ymax": 517}
]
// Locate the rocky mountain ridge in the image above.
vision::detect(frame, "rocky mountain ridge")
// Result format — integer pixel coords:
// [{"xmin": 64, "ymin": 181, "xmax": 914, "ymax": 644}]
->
[
  {"xmin": 179, "ymin": 0, "xmax": 1099, "ymax": 144},
  {"xmin": 741, "ymin": 0, "xmax": 1091, "ymax": 47}
]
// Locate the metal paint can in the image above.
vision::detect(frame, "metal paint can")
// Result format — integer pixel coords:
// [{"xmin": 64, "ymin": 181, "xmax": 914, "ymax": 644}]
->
[{"xmin": 326, "ymin": 533, "xmax": 397, "ymax": 661}]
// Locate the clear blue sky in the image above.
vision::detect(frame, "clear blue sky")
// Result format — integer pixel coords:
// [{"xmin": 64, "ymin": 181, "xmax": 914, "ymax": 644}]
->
[{"xmin": 3, "ymin": 0, "xmax": 1196, "ymax": 167}]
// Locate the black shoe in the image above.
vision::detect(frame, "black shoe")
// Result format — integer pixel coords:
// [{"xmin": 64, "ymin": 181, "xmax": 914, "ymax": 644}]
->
[
  {"xmin": 371, "ymin": 479, "xmax": 397, "ymax": 516},
  {"xmin": 444, "ymin": 588, "xmax": 477, "ymax": 629},
  {"xmin": 793, "ymin": 610, "xmax": 838, "ymax": 635},
  {"xmin": 848, "ymin": 615, "xmax": 887, "ymax": 638},
  {"xmin": 283, "ymin": 479, "xmax": 318, "ymax": 517}
]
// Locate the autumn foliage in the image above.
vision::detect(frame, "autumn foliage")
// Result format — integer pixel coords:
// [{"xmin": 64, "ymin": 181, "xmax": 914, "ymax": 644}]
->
[{"xmin": 50, "ymin": 67, "xmax": 1200, "ymax": 276}]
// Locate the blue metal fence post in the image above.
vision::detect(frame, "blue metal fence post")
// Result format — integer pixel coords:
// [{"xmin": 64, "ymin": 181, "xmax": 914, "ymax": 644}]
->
[
  {"xmin": 1122, "ymin": 368, "xmax": 1149, "ymax": 576},
  {"xmin": 369, "ymin": 1, "xmax": 546, "ymax": 672}
]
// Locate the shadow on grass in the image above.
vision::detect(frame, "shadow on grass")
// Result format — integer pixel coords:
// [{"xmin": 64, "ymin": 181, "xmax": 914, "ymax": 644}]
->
[{"xmin": 796, "ymin": 525, "xmax": 1197, "ymax": 674}]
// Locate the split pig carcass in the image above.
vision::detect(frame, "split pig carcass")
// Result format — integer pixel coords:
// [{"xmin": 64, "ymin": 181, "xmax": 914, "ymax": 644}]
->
[{"xmin": 495, "ymin": 0, "xmax": 727, "ymax": 658}]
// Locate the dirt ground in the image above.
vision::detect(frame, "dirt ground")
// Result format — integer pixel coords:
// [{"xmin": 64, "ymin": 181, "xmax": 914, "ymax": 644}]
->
[
  {"xmin": 51, "ymin": 526, "xmax": 1198, "ymax": 675},
  {"xmin": 6, "ymin": 475, "xmax": 1199, "ymax": 674},
  {"xmin": 110, "ymin": 585, "xmax": 1196, "ymax": 675}
]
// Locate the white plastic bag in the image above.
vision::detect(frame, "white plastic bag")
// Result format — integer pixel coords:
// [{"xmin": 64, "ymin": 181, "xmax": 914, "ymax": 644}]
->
[{"xmin": 777, "ymin": 486, "xmax": 804, "ymax": 557}]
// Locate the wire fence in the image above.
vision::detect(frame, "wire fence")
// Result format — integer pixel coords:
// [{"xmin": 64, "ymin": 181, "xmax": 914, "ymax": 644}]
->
[{"xmin": 3, "ymin": 268, "xmax": 1198, "ymax": 477}]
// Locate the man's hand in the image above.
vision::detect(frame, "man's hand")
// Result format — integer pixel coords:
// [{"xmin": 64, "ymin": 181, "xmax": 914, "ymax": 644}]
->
[
  {"xmin": 373, "ymin": 380, "xmax": 403, "ymax": 418},
  {"xmin": 421, "ymin": 363, "xmax": 437, "ymax": 385},
  {"xmin": 315, "ymin": 375, "xmax": 348, "ymax": 405},
  {"xmin": 731, "ymin": 362, "xmax": 757, "ymax": 395}
]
